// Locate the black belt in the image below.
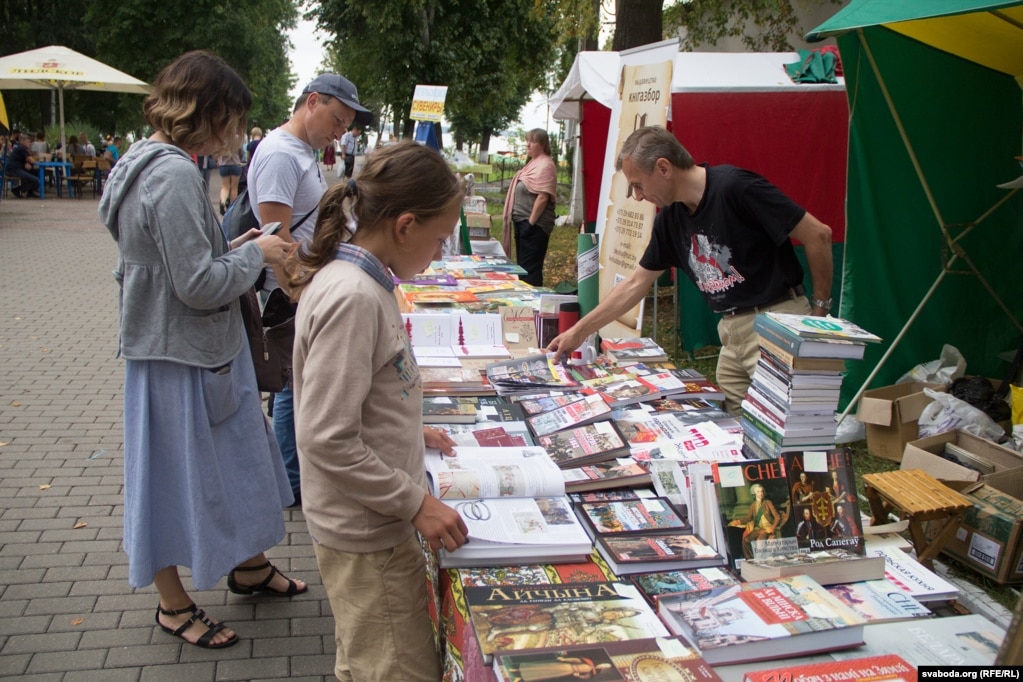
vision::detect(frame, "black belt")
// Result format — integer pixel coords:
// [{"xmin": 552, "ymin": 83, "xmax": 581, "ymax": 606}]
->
[{"xmin": 718, "ymin": 285, "xmax": 806, "ymax": 318}]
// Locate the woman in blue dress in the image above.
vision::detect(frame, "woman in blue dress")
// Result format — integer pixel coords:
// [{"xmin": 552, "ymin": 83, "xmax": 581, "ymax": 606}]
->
[{"xmin": 99, "ymin": 50, "xmax": 305, "ymax": 649}]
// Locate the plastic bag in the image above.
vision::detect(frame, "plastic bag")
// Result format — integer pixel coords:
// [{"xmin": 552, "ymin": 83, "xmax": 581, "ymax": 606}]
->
[
  {"xmin": 835, "ymin": 413, "xmax": 866, "ymax": 444},
  {"xmin": 917, "ymin": 387, "xmax": 1005, "ymax": 441},
  {"xmin": 897, "ymin": 344, "xmax": 966, "ymax": 385},
  {"xmin": 949, "ymin": 376, "xmax": 1011, "ymax": 423}
]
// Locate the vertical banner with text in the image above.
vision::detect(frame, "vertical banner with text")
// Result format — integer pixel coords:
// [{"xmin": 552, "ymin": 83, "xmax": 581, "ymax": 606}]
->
[{"xmin": 595, "ymin": 40, "xmax": 677, "ymax": 339}]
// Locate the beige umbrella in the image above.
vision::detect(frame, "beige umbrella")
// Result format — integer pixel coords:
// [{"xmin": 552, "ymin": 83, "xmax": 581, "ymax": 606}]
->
[{"xmin": 0, "ymin": 45, "xmax": 150, "ymax": 153}]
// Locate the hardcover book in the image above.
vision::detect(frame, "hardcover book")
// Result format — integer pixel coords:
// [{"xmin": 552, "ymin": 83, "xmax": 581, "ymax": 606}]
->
[
  {"xmin": 517, "ymin": 392, "xmax": 586, "ymax": 416},
  {"xmin": 406, "ymin": 289, "xmax": 480, "ymax": 305},
  {"xmin": 824, "ymin": 578, "xmax": 932, "ymax": 623},
  {"xmin": 714, "ymin": 459, "xmax": 798, "ymax": 567},
  {"xmin": 421, "ymin": 396, "xmax": 480, "ymax": 424},
  {"xmin": 576, "ymin": 498, "xmax": 690, "ymax": 539},
  {"xmin": 436, "ymin": 422, "xmax": 533, "ymax": 448},
  {"xmin": 464, "ymin": 581, "xmax": 670, "ymax": 664},
  {"xmin": 493, "ymin": 637, "xmax": 724, "ymax": 682},
  {"xmin": 753, "ymin": 315, "xmax": 868, "ymax": 360},
  {"xmin": 656, "ymin": 574, "xmax": 866, "ymax": 666},
  {"xmin": 781, "ymin": 449, "xmax": 865, "ymax": 555},
  {"xmin": 865, "ymin": 545, "xmax": 959, "ymax": 602},
  {"xmin": 630, "ymin": 567, "xmax": 739, "ymax": 606},
  {"xmin": 595, "ymin": 531, "xmax": 726, "ymax": 575},
  {"xmin": 424, "ymin": 447, "xmax": 591, "ymax": 568},
  {"xmin": 527, "ymin": 393, "xmax": 614, "ymax": 438},
  {"xmin": 600, "ymin": 336, "xmax": 671, "ymax": 363},
  {"xmin": 740, "ymin": 550, "xmax": 885, "ymax": 585},
  {"xmin": 760, "ymin": 312, "xmax": 883, "ymax": 344},
  {"xmin": 537, "ymin": 421, "xmax": 631, "ymax": 469},
  {"xmin": 742, "ymin": 654, "xmax": 917, "ymax": 682},
  {"xmin": 486, "ymin": 353, "xmax": 581, "ymax": 394},
  {"xmin": 828, "ymin": 614, "xmax": 1003, "ymax": 667},
  {"xmin": 561, "ymin": 458, "xmax": 651, "ymax": 493}
]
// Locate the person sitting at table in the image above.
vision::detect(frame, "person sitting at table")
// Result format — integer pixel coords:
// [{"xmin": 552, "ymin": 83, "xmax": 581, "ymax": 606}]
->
[
  {"xmin": 30, "ymin": 131, "xmax": 51, "ymax": 161},
  {"xmin": 104, "ymin": 135, "xmax": 122, "ymax": 165},
  {"xmin": 79, "ymin": 132, "xmax": 97, "ymax": 157},
  {"xmin": 8, "ymin": 132, "xmax": 41, "ymax": 198}
]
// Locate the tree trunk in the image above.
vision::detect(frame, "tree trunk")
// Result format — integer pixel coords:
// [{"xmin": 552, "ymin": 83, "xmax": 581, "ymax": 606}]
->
[
  {"xmin": 479, "ymin": 130, "xmax": 492, "ymax": 163},
  {"xmin": 612, "ymin": 0, "xmax": 663, "ymax": 51},
  {"xmin": 583, "ymin": 0, "xmax": 601, "ymax": 51}
]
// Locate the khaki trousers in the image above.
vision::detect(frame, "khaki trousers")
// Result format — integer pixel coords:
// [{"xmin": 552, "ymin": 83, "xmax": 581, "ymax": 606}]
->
[
  {"xmin": 314, "ymin": 535, "xmax": 441, "ymax": 682},
  {"xmin": 716, "ymin": 295, "xmax": 811, "ymax": 415}
]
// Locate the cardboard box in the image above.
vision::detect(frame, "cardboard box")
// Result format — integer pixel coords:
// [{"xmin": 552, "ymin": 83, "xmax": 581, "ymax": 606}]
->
[
  {"xmin": 463, "ymin": 212, "xmax": 492, "ymax": 240},
  {"xmin": 901, "ymin": 429, "xmax": 1023, "ymax": 482},
  {"xmin": 857, "ymin": 382, "xmax": 945, "ymax": 461},
  {"xmin": 938, "ymin": 470, "xmax": 1023, "ymax": 584}
]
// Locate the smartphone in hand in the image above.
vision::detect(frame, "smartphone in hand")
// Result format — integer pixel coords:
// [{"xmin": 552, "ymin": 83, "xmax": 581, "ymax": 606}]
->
[{"xmin": 229, "ymin": 222, "xmax": 283, "ymax": 250}]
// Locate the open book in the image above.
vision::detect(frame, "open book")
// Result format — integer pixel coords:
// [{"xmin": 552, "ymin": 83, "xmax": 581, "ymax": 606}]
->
[{"xmin": 424, "ymin": 446, "xmax": 591, "ymax": 567}]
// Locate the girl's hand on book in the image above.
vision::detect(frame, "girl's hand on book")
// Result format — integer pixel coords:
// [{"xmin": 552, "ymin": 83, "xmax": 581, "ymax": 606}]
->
[
  {"xmin": 413, "ymin": 495, "xmax": 469, "ymax": 552},
  {"xmin": 423, "ymin": 427, "xmax": 456, "ymax": 457}
]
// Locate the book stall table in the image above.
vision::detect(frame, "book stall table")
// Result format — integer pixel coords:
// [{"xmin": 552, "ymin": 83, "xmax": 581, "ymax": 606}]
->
[{"xmin": 862, "ymin": 468, "xmax": 973, "ymax": 569}]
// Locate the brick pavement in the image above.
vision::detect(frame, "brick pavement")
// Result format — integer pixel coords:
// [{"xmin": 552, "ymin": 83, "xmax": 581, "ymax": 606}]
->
[{"xmin": 0, "ymin": 172, "xmax": 1015, "ymax": 680}]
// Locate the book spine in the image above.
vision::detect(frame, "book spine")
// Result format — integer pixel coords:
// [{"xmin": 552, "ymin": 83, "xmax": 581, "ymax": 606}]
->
[
  {"xmin": 740, "ymin": 406, "xmax": 785, "ymax": 444},
  {"xmin": 753, "ymin": 314, "xmax": 804, "ymax": 355},
  {"xmin": 758, "ymin": 336, "xmax": 799, "ymax": 368}
]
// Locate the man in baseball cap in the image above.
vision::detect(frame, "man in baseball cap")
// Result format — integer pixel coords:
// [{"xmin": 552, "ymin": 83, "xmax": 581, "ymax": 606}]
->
[
  {"xmin": 246, "ymin": 72, "xmax": 373, "ymax": 505},
  {"xmin": 302, "ymin": 73, "xmax": 373, "ymax": 128}
]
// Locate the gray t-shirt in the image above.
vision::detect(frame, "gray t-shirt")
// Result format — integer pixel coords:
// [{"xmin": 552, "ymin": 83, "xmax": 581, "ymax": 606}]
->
[{"xmin": 248, "ymin": 128, "xmax": 327, "ymax": 290}]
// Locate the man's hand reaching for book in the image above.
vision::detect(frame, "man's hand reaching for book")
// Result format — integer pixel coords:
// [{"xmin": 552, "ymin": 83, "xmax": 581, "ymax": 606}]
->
[{"xmin": 413, "ymin": 495, "xmax": 469, "ymax": 552}]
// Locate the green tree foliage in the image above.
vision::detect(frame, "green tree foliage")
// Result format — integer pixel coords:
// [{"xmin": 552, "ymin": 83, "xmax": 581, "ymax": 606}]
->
[
  {"xmin": 3, "ymin": 0, "xmax": 298, "ymax": 137},
  {"xmin": 310, "ymin": 0, "xmax": 558, "ymax": 157},
  {"xmin": 664, "ymin": 0, "xmax": 837, "ymax": 51},
  {"xmin": 84, "ymin": 0, "xmax": 299, "ymax": 133}
]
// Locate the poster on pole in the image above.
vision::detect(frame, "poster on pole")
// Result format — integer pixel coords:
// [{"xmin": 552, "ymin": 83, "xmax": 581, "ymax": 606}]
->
[
  {"xmin": 410, "ymin": 84, "xmax": 448, "ymax": 123},
  {"xmin": 594, "ymin": 39, "xmax": 677, "ymax": 339}
]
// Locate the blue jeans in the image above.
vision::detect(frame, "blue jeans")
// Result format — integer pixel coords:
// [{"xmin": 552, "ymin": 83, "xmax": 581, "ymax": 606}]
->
[{"xmin": 272, "ymin": 385, "xmax": 301, "ymax": 496}]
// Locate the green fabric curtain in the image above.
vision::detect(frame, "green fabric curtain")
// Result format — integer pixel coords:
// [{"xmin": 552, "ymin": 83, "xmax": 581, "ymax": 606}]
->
[{"xmin": 837, "ymin": 26, "xmax": 1023, "ymax": 407}]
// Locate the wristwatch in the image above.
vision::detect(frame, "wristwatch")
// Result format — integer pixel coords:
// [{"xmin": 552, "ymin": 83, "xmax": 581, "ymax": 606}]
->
[{"xmin": 811, "ymin": 296, "xmax": 832, "ymax": 310}]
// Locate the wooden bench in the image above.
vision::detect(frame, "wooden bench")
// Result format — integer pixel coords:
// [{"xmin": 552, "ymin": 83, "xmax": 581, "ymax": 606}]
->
[{"xmin": 863, "ymin": 468, "xmax": 974, "ymax": 569}]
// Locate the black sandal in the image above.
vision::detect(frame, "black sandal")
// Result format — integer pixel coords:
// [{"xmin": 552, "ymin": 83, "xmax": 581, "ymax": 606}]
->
[
  {"xmin": 227, "ymin": 561, "xmax": 308, "ymax": 597},
  {"xmin": 155, "ymin": 602, "xmax": 239, "ymax": 649}
]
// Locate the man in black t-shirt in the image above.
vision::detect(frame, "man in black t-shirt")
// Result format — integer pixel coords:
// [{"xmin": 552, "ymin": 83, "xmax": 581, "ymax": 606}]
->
[
  {"xmin": 549, "ymin": 126, "xmax": 833, "ymax": 414},
  {"xmin": 7, "ymin": 132, "xmax": 41, "ymax": 198}
]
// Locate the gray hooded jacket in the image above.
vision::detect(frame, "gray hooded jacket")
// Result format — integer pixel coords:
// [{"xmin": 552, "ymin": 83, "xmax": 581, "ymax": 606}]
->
[{"xmin": 99, "ymin": 139, "xmax": 265, "ymax": 367}]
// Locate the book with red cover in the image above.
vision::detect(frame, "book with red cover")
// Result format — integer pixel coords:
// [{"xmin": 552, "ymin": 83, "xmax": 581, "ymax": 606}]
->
[
  {"xmin": 441, "ymin": 560, "xmax": 614, "ymax": 682},
  {"xmin": 742, "ymin": 653, "xmax": 917, "ymax": 682},
  {"xmin": 493, "ymin": 636, "xmax": 723, "ymax": 682},
  {"xmin": 657, "ymin": 574, "xmax": 866, "ymax": 666}
]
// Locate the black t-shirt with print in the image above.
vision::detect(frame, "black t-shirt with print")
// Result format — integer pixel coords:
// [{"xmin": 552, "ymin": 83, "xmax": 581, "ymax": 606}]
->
[{"xmin": 639, "ymin": 164, "xmax": 806, "ymax": 312}]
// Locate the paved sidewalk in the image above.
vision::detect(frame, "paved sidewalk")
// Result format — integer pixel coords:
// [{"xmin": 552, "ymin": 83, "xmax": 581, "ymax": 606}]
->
[
  {"xmin": 0, "ymin": 188, "xmax": 336, "ymax": 681},
  {"xmin": 0, "ymin": 179, "xmax": 1014, "ymax": 681}
]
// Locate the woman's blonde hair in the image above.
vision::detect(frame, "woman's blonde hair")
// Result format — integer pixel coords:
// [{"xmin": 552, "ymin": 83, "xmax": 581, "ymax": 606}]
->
[
  {"xmin": 143, "ymin": 51, "xmax": 251, "ymax": 153},
  {"xmin": 287, "ymin": 141, "xmax": 463, "ymax": 298}
]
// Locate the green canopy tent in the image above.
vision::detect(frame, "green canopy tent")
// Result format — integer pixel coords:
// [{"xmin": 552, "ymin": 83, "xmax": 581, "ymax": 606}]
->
[{"xmin": 807, "ymin": 1, "xmax": 1023, "ymax": 419}]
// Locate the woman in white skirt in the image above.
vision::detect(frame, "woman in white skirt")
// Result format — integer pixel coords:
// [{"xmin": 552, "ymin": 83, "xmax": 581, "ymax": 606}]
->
[{"xmin": 99, "ymin": 51, "xmax": 305, "ymax": 650}]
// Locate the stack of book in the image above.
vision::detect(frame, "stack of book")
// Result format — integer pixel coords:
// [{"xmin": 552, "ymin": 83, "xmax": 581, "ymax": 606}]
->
[{"xmin": 742, "ymin": 312, "xmax": 881, "ymax": 459}]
